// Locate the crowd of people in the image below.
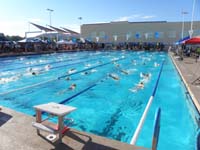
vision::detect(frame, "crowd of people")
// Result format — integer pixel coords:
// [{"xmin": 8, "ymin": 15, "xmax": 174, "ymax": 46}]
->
[{"xmin": 0, "ymin": 38, "xmax": 166, "ymax": 56}]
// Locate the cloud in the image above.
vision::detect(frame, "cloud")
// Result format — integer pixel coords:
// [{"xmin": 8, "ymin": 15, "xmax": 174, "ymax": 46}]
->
[
  {"xmin": 28, "ymin": 18, "xmax": 43, "ymax": 23},
  {"xmin": 0, "ymin": 20, "xmax": 27, "ymax": 36},
  {"xmin": 141, "ymin": 15, "xmax": 156, "ymax": 19},
  {"xmin": 115, "ymin": 14, "xmax": 156, "ymax": 21}
]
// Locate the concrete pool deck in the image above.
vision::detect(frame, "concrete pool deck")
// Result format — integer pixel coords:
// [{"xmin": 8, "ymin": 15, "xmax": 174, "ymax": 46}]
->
[
  {"xmin": 0, "ymin": 107, "xmax": 147, "ymax": 150},
  {"xmin": 170, "ymin": 52, "xmax": 200, "ymax": 113}
]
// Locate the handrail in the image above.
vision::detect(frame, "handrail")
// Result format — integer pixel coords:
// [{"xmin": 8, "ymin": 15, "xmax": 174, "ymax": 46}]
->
[
  {"xmin": 152, "ymin": 107, "xmax": 161, "ymax": 150},
  {"xmin": 196, "ymin": 129, "xmax": 200, "ymax": 150},
  {"xmin": 130, "ymin": 60, "xmax": 165, "ymax": 145}
]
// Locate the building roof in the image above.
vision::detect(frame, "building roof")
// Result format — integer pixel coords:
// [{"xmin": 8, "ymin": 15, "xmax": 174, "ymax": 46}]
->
[{"xmin": 83, "ymin": 21, "xmax": 168, "ymax": 26}]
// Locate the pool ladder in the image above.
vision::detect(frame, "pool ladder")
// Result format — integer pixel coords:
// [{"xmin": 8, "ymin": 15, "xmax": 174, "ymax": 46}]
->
[{"xmin": 130, "ymin": 107, "xmax": 161, "ymax": 150}]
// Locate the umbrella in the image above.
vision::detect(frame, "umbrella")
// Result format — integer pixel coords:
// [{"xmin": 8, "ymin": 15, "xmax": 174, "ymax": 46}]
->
[
  {"xmin": 185, "ymin": 36, "xmax": 200, "ymax": 44},
  {"xmin": 175, "ymin": 36, "xmax": 190, "ymax": 45}
]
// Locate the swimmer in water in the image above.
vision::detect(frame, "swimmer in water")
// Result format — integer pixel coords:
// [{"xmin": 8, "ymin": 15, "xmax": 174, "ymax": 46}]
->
[
  {"xmin": 109, "ymin": 73, "xmax": 120, "ymax": 80},
  {"xmin": 57, "ymin": 83, "xmax": 76, "ymax": 95},
  {"xmin": 67, "ymin": 68, "xmax": 76, "ymax": 74},
  {"xmin": 44, "ymin": 64, "xmax": 51, "ymax": 71},
  {"xmin": 129, "ymin": 81, "xmax": 144, "ymax": 92},
  {"xmin": 65, "ymin": 76, "xmax": 71, "ymax": 81},
  {"xmin": 121, "ymin": 69, "xmax": 129, "ymax": 75},
  {"xmin": 154, "ymin": 62, "xmax": 160, "ymax": 67},
  {"xmin": 68, "ymin": 83, "xmax": 76, "ymax": 90}
]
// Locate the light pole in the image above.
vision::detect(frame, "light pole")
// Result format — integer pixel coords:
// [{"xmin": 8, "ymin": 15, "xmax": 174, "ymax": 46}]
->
[
  {"xmin": 47, "ymin": 8, "xmax": 54, "ymax": 26},
  {"xmin": 78, "ymin": 17, "xmax": 82, "ymax": 33},
  {"xmin": 189, "ymin": 0, "xmax": 196, "ymax": 37},
  {"xmin": 181, "ymin": 11, "xmax": 188, "ymax": 39}
]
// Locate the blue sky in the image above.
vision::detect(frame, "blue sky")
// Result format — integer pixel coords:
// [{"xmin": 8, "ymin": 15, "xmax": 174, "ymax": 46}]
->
[{"xmin": 0, "ymin": 0, "xmax": 199, "ymax": 36}]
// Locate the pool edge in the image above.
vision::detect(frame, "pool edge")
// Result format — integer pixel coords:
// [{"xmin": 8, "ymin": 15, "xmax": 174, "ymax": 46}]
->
[{"xmin": 169, "ymin": 52, "xmax": 200, "ymax": 114}]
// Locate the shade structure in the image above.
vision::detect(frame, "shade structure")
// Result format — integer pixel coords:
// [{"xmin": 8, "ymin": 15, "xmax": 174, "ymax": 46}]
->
[
  {"xmin": 61, "ymin": 27, "xmax": 79, "ymax": 35},
  {"xmin": 30, "ymin": 22, "xmax": 54, "ymax": 32},
  {"xmin": 185, "ymin": 36, "xmax": 200, "ymax": 44},
  {"xmin": 48, "ymin": 25, "xmax": 70, "ymax": 34}
]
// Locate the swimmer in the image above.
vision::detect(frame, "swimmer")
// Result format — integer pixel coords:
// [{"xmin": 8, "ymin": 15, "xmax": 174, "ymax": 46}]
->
[
  {"xmin": 57, "ymin": 83, "xmax": 76, "ymax": 95},
  {"xmin": 140, "ymin": 72, "xmax": 151, "ymax": 79},
  {"xmin": 68, "ymin": 83, "xmax": 76, "ymax": 90},
  {"xmin": 113, "ymin": 62, "xmax": 120, "ymax": 67},
  {"xmin": 154, "ymin": 62, "xmax": 160, "ymax": 67},
  {"xmin": 131, "ymin": 60, "xmax": 137, "ymax": 65},
  {"xmin": 26, "ymin": 67, "xmax": 32, "ymax": 72},
  {"xmin": 137, "ymin": 81, "xmax": 144, "ymax": 89},
  {"xmin": 85, "ymin": 64, "xmax": 91, "ymax": 68},
  {"xmin": 44, "ymin": 64, "xmax": 51, "ymax": 71},
  {"xmin": 84, "ymin": 71, "xmax": 89, "ymax": 75},
  {"xmin": 65, "ymin": 77, "xmax": 71, "ymax": 81},
  {"xmin": 121, "ymin": 69, "xmax": 129, "ymax": 75},
  {"xmin": 32, "ymin": 72, "xmax": 37, "ymax": 75},
  {"xmin": 67, "ymin": 68, "xmax": 76, "ymax": 74},
  {"xmin": 109, "ymin": 73, "xmax": 120, "ymax": 80},
  {"xmin": 129, "ymin": 81, "xmax": 144, "ymax": 92}
]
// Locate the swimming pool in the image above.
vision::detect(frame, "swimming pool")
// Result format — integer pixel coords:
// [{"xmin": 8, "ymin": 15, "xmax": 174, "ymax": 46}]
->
[{"xmin": 0, "ymin": 50, "xmax": 198, "ymax": 149}]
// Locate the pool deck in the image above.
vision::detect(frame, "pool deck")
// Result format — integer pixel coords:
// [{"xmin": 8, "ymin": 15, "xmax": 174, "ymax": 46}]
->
[
  {"xmin": 170, "ymin": 52, "xmax": 200, "ymax": 113},
  {"xmin": 0, "ymin": 107, "xmax": 147, "ymax": 150}
]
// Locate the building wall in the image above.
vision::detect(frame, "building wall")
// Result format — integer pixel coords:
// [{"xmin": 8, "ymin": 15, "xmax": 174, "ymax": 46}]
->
[{"xmin": 81, "ymin": 21, "xmax": 200, "ymax": 44}]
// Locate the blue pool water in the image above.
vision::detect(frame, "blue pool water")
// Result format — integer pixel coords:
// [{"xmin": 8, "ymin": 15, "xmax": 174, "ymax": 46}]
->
[{"xmin": 0, "ymin": 50, "xmax": 198, "ymax": 149}]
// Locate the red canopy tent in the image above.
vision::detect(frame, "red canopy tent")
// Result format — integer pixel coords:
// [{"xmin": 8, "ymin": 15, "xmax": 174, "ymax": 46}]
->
[{"xmin": 185, "ymin": 36, "xmax": 200, "ymax": 44}]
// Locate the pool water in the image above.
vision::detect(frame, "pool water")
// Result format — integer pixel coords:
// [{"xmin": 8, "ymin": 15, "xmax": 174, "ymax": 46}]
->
[{"xmin": 0, "ymin": 51, "xmax": 198, "ymax": 149}]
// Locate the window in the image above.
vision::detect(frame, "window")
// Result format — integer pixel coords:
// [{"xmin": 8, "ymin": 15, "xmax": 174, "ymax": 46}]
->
[
  {"xmin": 99, "ymin": 31, "xmax": 105, "ymax": 38},
  {"xmin": 91, "ymin": 32, "xmax": 97, "ymax": 38},
  {"xmin": 147, "ymin": 32, "xmax": 153, "ymax": 39},
  {"xmin": 168, "ymin": 31, "xmax": 176, "ymax": 38}
]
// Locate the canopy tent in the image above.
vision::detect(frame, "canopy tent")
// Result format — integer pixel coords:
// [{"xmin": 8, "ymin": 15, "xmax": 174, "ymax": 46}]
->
[
  {"xmin": 56, "ymin": 39, "xmax": 76, "ymax": 45},
  {"xmin": 18, "ymin": 38, "xmax": 45, "ymax": 43},
  {"xmin": 30, "ymin": 22, "xmax": 54, "ymax": 32},
  {"xmin": 175, "ymin": 36, "xmax": 190, "ymax": 45},
  {"xmin": 185, "ymin": 36, "xmax": 200, "ymax": 44}
]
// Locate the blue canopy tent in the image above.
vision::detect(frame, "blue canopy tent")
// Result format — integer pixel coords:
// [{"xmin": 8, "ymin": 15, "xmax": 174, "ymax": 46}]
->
[{"xmin": 175, "ymin": 36, "xmax": 190, "ymax": 45}]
